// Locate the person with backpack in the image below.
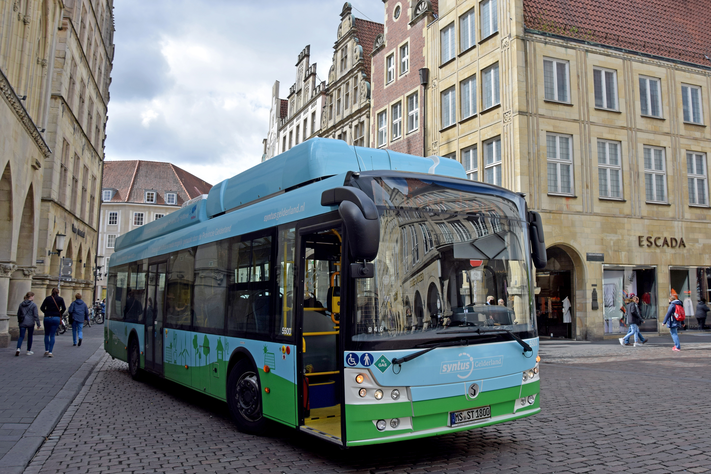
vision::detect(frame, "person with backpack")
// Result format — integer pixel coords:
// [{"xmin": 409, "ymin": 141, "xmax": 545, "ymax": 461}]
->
[
  {"xmin": 662, "ymin": 295, "xmax": 684, "ymax": 352},
  {"xmin": 620, "ymin": 294, "xmax": 646, "ymax": 347},
  {"xmin": 68, "ymin": 293, "xmax": 89, "ymax": 347},
  {"xmin": 15, "ymin": 292, "xmax": 41, "ymax": 356}
]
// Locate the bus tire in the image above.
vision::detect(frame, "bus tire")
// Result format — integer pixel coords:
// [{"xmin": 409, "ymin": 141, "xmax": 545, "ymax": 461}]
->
[
  {"xmin": 227, "ymin": 359, "xmax": 267, "ymax": 434},
  {"xmin": 128, "ymin": 337, "xmax": 143, "ymax": 381}
]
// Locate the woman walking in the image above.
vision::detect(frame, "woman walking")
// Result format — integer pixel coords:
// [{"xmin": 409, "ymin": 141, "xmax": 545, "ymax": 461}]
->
[
  {"xmin": 68, "ymin": 293, "xmax": 89, "ymax": 346},
  {"xmin": 39, "ymin": 288, "xmax": 66, "ymax": 357},
  {"xmin": 15, "ymin": 292, "xmax": 40, "ymax": 356}
]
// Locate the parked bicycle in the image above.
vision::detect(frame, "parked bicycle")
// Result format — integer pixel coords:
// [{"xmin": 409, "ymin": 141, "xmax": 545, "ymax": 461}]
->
[
  {"xmin": 56, "ymin": 313, "xmax": 68, "ymax": 335},
  {"xmin": 89, "ymin": 304, "xmax": 105, "ymax": 325}
]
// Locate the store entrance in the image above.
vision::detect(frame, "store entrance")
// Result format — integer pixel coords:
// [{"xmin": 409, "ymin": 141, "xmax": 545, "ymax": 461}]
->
[{"xmin": 536, "ymin": 247, "xmax": 575, "ymax": 339}]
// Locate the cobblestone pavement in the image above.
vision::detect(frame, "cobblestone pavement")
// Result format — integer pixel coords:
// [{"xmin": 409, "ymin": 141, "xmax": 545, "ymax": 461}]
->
[{"xmin": 22, "ymin": 335, "xmax": 711, "ymax": 474}]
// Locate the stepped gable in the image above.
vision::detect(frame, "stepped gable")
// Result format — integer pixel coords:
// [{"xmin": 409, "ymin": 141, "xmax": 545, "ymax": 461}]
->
[{"xmin": 354, "ymin": 18, "xmax": 384, "ymax": 82}]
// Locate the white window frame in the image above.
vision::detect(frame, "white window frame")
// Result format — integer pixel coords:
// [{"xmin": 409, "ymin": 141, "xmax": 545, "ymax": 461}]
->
[
  {"xmin": 441, "ymin": 23, "xmax": 455, "ymax": 64},
  {"xmin": 460, "ymin": 75, "xmax": 477, "ymax": 119},
  {"xmin": 441, "ymin": 86, "xmax": 456, "ymax": 128},
  {"xmin": 483, "ymin": 137, "xmax": 501, "ymax": 186},
  {"xmin": 165, "ymin": 192, "xmax": 177, "ymax": 205},
  {"xmin": 154, "ymin": 213, "xmax": 165, "ymax": 220},
  {"xmin": 133, "ymin": 212, "xmax": 144, "ymax": 226},
  {"xmin": 106, "ymin": 234, "xmax": 116, "ymax": 248},
  {"xmin": 480, "ymin": 0, "xmax": 498, "ymax": 40},
  {"xmin": 377, "ymin": 110, "xmax": 387, "ymax": 147},
  {"xmin": 639, "ymin": 76, "xmax": 662, "ymax": 118},
  {"xmin": 386, "ymin": 54, "xmax": 395, "ymax": 84},
  {"xmin": 597, "ymin": 140, "xmax": 622, "ymax": 199},
  {"xmin": 451, "ymin": 221, "xmax": 471, "ymax": 241},
  {"xmin": 102, "ymin": 189, "xmax": 112, "ymax": 202},
  {"xmin": 546, "ymin": 133, "xmax": 574, "ymax": 195},
  {"xmin": 682, "ymin": 84, "xmax": 703, "ymax": 124},
  {"xmin": 463, "ymin": 145, "xmax": 477, "ymax": 180},
  {"xmin": 391, "ymin": 102, "xmax": 402, "ymax": 141},
  {"xmin": 687, "ymin": 151, "xmax": 708, "ymax": 206},
  {"xmin": 400, "ymin": 43, "xmax": 409, "ymax": 75},
  {"xmin": 460, "ymin": 9, "xmax": 476, "ymax": 52},
  {"xmin": 643, "ymin": 145, "xmax": 667, "ymax": 203},
  {"xmin": 145, "ymin": 191, "xmax": 156, "ymax": 203},
  {"xmin": 107, "ymin": 211, "xmax": 118, "ymax": 226},
  {"xmin": 593, "ymin": 67, "xmax": 618, "ymax": 111},
  {"xmin": 543, "ymin": 58, "xmax": 570, "ymax": 103},
  {"xmin": 407, "ymin": 92, "xmax": 419, "ymax": 133},
  {"xmin": 482, "ymin": 63, "xmax": 500, "ymax": 110}
]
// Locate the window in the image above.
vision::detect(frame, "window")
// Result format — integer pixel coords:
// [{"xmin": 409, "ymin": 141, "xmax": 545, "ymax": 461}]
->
[
  {"xmin": 639, "ymin": 76, "xmax": 662, "ymax": 117},
  {"xmin": 482, "ymin": 63, "xmax": 500, "ymax": 110},
  {"xmin": 451, "ymin": 221, "xmax": 471, "ymax": 241},
  {"xmin": 336, "ymin": 89, "xmax": 342, "ymax": 115},
  {"xmin": 687, "ymin": 152, "xmax": 708, "ymax": 205},
  {"xmin": 295, "ymin": 125, "xmax": 300, "ymax": 145},
  {"xmin": 377, "ymin": 110, "xmax": 387, "ymax": 147},
  {"xmin": 166, "ymin": 250, "xmax": 194, "ymax": 329},
  {"xmin": 391, "ymin": 102, "xmax": 402, "ymax": 140},
  {"xmin": 102, "ymin": 189, "xmax": 112, "ymax": 201},
  {"xmin": 107, "ymin": 234, "xmax": 116, "ymax": 248},
  {"xmin": 410, "ymin": 226, "xmax": 419, "ymax": 263},
  {"xmin": 543, "ymin": 58, "xmax": 569, "ymax": 103},
  {"xmin": 354, "ymin": 122, "xmax": 365, "ymax": 147},
  {"xmin": 593, "ymin": 67, "xmax": 618, "ymax": 110},
  {"xmin": 345, "ymin": 82, "xmax": 350, "ymax": 111},
  {"xmin": 547, "ymin": 133, "xmax": 573, "ymax": 194},
  {"xmin": 154, "ymin": 214, "xmax": 164, "ymax": 220},
  {"xmin": 107, "ymin": 211, "xmax": 118, "ymax": 225},
  {"xmin": 193, "ymin": 241, "xmax": 229, "ymax": 331},
  {"xmin": 340, "ymin": 47, "xmax": 348, "ymax": 72},
  {"xmin": 441, "ymin": 23, "xmax": 455, "ymax": 64},
  {"xmin": 480, "ymin": 0, "xmax": 498, "ymax": 39},
  {"xmin": 226, "ymin": 235, "xmax": 272, "ymax": 336},
  {"xmin": 461, "ymin": 75, "xmax": 477, "ymax": 119},
  {"xmin": 484, "ymin": 137, "xmax": 501, "ymax": 186},
  {"xmin": 407, "ymin": 93, "xmax": 419, "ymax": 133},
  {"xmin": 443, "ymin": 152, "xmax": 456, "ymax": 160},
  {"xmin": 441, "ymin": 87, "xmax": 456, "ymax": 128},
  {"xmin": 643, "ymin": 146, "xmax": 666, "ymax": 203},
  {"xmin": 460, "ymin": 9, "xmax": 476, "ymax": 51},
  {"xmin": 133, "ymin": 212, "xmax": 144, "ymax": 226},
  {"xmin": 463, "ymin": 145, "xmax": 477, "ymax": 180},
  {"xmin": 311, "ymin": 111, "xmax": 317, "ymax": 133},
  {"xmin": 597, "ymin": 140, "xmax": 622, "ymax": 199},
  {"xmin": 386, "ymin": 54, "xmax": 395, "ymax": 84},
  {"xmin": 400, "ymin": 43, "xmax": 409, "ymax": 75},
  {"xmin": 682, "ymin": 84, "xmax": 703, "ymax": 124}
]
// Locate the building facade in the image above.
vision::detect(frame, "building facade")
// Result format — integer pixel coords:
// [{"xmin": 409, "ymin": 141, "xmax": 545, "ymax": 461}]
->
[
  {"xmin": 319, "ymin": 3, "xmax": 382, "ymax": 147},
  {"xmin": 370, "ymin": 0, "xmax": 435, "ymax": 155},
  {"xmin": 423, "ymin": 0, "xmax": 711, "ymax": 339},
  {"xmin": 97, "ymin": 161, "xmax": 213, "ymax": 299}
]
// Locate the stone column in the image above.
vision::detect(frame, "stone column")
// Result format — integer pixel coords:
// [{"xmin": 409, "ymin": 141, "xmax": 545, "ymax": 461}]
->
[
  {"xmin": 7, "ymin": 267, "xmax": 36, "ymax": 339},
  {"xmin": 0, "ymin": 263, "xmax": 18, "ymax": 348}
]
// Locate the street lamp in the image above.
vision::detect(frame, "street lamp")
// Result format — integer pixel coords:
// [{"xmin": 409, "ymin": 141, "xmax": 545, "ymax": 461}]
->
[{"xmin": 48, "ymin": 233, "xmax": 66, "ymax": 290}]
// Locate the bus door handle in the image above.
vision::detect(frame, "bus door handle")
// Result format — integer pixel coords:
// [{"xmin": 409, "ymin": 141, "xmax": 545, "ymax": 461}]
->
[{"xmin": 302, "ymin": 337, "xmax": 306, "ymax": 353}]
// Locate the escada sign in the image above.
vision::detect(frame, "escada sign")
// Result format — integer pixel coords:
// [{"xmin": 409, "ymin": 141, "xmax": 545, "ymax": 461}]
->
[{"xmin": 638, "ymin": 236, "xmax": 686, "ymax": 248}]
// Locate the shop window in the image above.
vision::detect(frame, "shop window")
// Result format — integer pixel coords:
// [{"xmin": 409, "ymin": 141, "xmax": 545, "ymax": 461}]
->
[
  {"xmin": 670, "ymin": 267, "xmax": 711, "ymax": 329},
  {"xmin": 603, "ymin": 267, "xmax": 657, "ymax": 334}
]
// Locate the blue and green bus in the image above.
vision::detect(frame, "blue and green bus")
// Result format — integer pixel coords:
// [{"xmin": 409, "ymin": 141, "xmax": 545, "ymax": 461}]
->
[{"xmin": 105, "ymin": 137, "xmax": 547, "ymax": 447}]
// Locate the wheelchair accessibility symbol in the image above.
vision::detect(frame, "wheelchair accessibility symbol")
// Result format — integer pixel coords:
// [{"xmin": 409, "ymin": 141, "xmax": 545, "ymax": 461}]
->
[{"xmin": 346, "ymin": 352, "xmax": 359, "ymax": 367}]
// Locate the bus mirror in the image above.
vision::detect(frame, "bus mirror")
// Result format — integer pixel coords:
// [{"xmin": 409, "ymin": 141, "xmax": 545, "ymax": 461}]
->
[
  {"xmin": 527, "ymin": 210, "xmax": 547, "ymax": 269},
  {"xmin": 322, "ymin": 187, "xmax": 380, "ymax": 261},
  {"xmin": 350, "ymin": 262, "xmax": 374, "ymax": 279}
]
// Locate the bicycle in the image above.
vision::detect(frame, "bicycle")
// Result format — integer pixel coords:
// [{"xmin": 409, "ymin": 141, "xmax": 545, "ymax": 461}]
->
[
  {"xmin": 56, "ymin": 314, "xmax": 68, "ymax": 335},
  {"xmin": 89, "ymin": 305, "xmax": 105, "ymax": 325}
]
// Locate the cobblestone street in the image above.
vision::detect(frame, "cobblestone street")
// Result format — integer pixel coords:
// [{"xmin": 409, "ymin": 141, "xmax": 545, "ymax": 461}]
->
[{"xmin": 20, "ymin": 337, "xmax": 711, "ymax": 474}]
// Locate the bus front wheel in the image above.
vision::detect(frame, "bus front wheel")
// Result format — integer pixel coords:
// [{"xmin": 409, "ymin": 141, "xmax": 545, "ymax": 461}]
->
[
  {"xmin": 227, "ymin": 359, "xmax": 267, "ymax": 434},
  {"xmin": 128, "ymin": 337, "xmax": 142, "ymax": 381}
]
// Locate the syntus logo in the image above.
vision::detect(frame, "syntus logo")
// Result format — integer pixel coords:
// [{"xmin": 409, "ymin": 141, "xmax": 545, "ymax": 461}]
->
[{"xmin": 440, "ymin": 353, "xmax": 503, "ymax": 379}]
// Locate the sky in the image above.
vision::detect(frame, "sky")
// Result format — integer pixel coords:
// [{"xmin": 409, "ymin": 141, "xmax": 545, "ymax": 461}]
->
[{"xmin": 105, "ymin": 0, "xmax": 385, "ymax": 186}]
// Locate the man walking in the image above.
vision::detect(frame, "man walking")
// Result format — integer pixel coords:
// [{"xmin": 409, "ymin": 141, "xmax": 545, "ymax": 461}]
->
[
  {"xmin": 619, "ymin": 294, "xmax": 646, "ymax": 347},
  {"xmin": 663, "ymin": 296, "xmax": 683, "ymax": 352}
]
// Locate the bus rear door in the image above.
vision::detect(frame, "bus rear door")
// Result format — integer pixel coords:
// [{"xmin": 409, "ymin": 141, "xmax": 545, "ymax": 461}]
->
[{"xmin": 145, "ymin": 263, "xmax": 166, "ymax": 374}]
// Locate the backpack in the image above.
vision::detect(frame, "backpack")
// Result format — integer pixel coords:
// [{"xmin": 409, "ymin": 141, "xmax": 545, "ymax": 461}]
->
[{"xmin": 673, "ymin": 304, "xmax": 686, "ymax": 322}]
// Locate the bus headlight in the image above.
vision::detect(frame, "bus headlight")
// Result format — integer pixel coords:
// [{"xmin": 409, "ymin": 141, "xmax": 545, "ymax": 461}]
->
[
  {"xmin": 355, "ymin": 374, "xmax": 364, "ymax": 384},
  {"xmin": 528, "ymin": 370, "xmax": 535, "ymax": 378},
  {"xmin": 359, "ymin": 388, "xmax": 367, "ymax": 398},
  {"xmin": 533, "ymin": 366, "xmax": 539, "ymax": 375},
  {"xmin": 374, "ymin": 389, "xmax": 383, "ymax": 400},
  {"xmin": 390, "ymin": 418, "xmax": 400, "ymax": 429},
  {"xmin": 527, "ymin": 395, "xmax": 536, "ymax": 405},
  {"xmin": 522, "ymin": 373, "xmax": 528, "ymax": 382},
  {"xmin": 376, "ymin": 419, "xmax": 387, "ymax": 431},
  {"xmin": 391, "ymin": 389, "xmax": 400, "ymax": 400}
]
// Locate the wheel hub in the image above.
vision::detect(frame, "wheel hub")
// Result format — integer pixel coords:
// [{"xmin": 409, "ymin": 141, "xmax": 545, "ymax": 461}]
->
[{"xmin": 235, "ymin": 372, "xmax": 261, "ymax": 421}]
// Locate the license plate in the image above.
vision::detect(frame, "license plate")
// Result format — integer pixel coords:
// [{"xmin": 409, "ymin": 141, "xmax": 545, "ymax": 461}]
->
[{"xmin": 450, "ymin": 406, "xmax": 491, "ymax": 426}]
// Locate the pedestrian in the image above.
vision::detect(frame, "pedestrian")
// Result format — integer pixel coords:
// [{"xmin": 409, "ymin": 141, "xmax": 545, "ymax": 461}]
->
[
  {"xmin": 486, "ymin": 296, "xmax": 495, "ymax": 305},
  {"xmin": 695, "ymin": 298, "xmax": 709, "ymax": 331},
  {"xmin": 497, "ymin": 298, "xmax": 505, "ymax": 306},
  {"xmin": 68, "ymin": 293, "xmax": 89, "ymax": 347},
  {"xmin": 662, "ymin": 295, "xmax": 683, "ymax": 352},
  {"xmin": 619, "ymin": 294, "xmax": 646, "ymax": 347},
  {"xmin": 39, "ymin": 288, "xmax": 66, "ymax": 357},
  {"xmin": 15, "ymin": 292, "xmax": 40, "ymax": 356}
]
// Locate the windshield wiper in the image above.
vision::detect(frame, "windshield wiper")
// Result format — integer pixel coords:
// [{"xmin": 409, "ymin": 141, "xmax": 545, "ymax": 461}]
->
[
  {"xmin": 391, "ymin": 338, "xmax": 480, "ymax": 366},
  {"xmin": 437, "ymin": 327, "xmax": 533, "ymax": 354}
]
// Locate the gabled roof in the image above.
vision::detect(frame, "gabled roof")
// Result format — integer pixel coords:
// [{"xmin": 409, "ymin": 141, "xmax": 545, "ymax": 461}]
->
[
  {"xmin": 524, "ymin": 0, "xmax": 711, "ymax": 68},
  {"xmin": 103, "ymin": 161, "xmax": 212, "ymax": 206},
  {"xmin": 354, "ymin": 18, "xmax": 384, "ymax": 82}
]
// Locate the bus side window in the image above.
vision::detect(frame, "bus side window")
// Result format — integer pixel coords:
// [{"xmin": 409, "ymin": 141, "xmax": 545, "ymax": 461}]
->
[
  {"xmin": 193, "ymin": 241, "xmax": 229, "ymax": 331},
  {"xmin": 166, "ymin": 249, "xmax": 195, "ymax": 329},
  {"xmin": 276, "ymin": 227, "xmax": 295, "ymax": 338}
]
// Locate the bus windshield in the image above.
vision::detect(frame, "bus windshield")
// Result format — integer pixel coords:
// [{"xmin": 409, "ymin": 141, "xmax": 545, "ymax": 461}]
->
[{"xmin": 351, "ymin": 176, "xmax": 534, "ymax": 350}]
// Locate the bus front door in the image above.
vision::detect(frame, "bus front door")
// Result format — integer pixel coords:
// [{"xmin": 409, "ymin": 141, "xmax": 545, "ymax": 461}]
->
[
  {"xmin": 297, "ymin": 227, "xmax": 343, "ymax": 444},
  {"xmin": 145, "ymin": 263, "xmax": 166, "ymax": 374}
]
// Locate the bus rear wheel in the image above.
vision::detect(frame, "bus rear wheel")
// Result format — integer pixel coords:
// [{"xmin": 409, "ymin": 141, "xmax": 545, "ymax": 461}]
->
[
  {"xmin": 128, "ymin": 337, "xmax": 142, "ymax": 381},
  {"xmin": 227, "ymin": 359, "xmax": 267, "ymax": 434}
]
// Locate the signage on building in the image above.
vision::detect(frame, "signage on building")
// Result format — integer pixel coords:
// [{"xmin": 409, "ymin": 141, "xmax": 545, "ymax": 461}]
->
[
  {"xmin": 71, "ymin": 224, "xmax": 86, "ymax": 238},
  {"xmin": 586, "ymin": 253, "xmax": 604, "ymax": 262},
  {"xmin": 638, "ymin": 236, "xmax": 686, "ymax": 248}
]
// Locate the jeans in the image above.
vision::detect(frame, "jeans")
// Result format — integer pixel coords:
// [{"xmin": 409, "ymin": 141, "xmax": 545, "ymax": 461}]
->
[
  {"xmin": 72, "ymin": 320, "xmax": 84, "ymax": 344},
  {"xmin": 669, "ymin": 327, "xmax": 680, "ymax": 349},
  {"xmin": 697, "ymin": 317, "xmax": 706, "ymax": 330},
  {"xmin": 43, "ymin": 317, "xmax": 60, "ymax": 352},
  {"xmin": 17, "ymin": 326, "xmax": 35, "ymax": 351},
  {"xmin": 623, "ymin": 324, "xmax": 646, "ymax": 344}
]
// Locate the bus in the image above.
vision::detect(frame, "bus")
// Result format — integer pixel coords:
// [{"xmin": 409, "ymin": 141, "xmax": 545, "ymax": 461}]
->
[{"xmin": 104, "ymin": 137, "xmax": 547, "ymax": 447}]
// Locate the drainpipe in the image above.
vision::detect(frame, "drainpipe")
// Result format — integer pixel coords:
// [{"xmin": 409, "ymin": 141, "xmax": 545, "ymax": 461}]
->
[{"xmin": 419, "ymin": 68, "xmax": 429, "ymax": 157}]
